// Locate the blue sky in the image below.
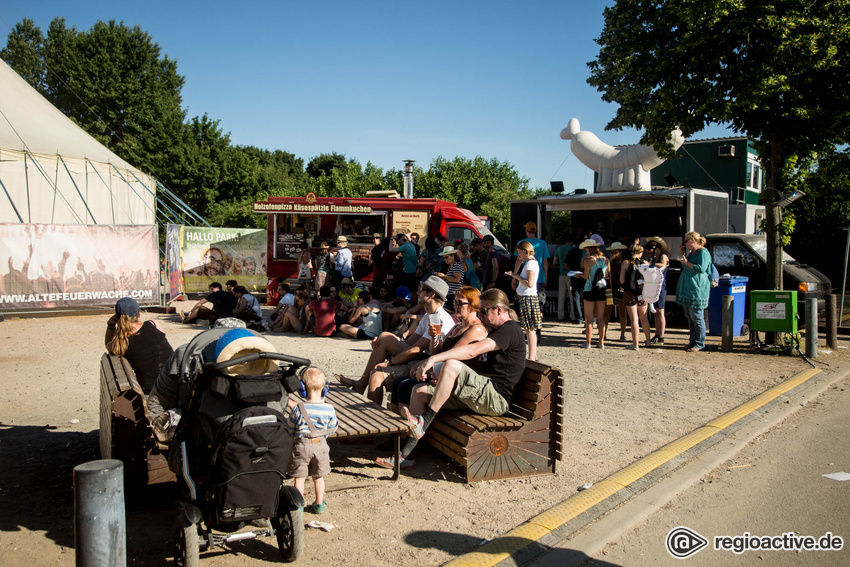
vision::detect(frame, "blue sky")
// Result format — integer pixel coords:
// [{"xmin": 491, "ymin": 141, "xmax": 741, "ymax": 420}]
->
[{"xmin": 2, "ymin": 1, "xmax": 736, "ymax": 193}]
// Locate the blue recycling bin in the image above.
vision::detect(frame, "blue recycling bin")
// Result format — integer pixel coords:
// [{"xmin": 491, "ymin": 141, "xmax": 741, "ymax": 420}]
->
[{"xmin": 707, "ymin": 276, "xmax": 748, "ymax": 336}]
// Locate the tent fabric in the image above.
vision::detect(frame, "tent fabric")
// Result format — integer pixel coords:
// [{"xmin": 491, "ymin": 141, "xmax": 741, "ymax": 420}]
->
[{"xmin": 0, "ymin": 60, "xmax": 156, "ymax": 225}]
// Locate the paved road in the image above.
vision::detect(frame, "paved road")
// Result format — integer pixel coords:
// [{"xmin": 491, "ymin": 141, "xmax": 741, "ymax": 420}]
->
[{"xmin": 532, "ymin": 375, "xmax": 850, "ymax": 566}]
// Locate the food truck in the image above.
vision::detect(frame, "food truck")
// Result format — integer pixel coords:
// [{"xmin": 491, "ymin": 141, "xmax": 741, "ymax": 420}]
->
[{"xmin": 254, "ymin": 193, "xmax": 499, "ymax": 295}]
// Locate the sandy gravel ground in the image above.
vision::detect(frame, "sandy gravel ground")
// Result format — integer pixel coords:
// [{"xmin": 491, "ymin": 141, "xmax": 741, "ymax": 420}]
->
[{"xmin": 1, "ymin": 304, "xmax": 847, "ymax": 566}]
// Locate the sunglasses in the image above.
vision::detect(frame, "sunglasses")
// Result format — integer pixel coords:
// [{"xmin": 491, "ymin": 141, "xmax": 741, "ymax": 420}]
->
[
  {"xmin": 478, "ymin": 306, "xmax": 499, "ymax": 315},
  {"xmin": 454, "ymin": 300, "xmax": 470, "ymax": 306}
]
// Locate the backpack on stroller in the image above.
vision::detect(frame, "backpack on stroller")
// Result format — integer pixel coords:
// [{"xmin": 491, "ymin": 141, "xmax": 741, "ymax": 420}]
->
[{"xmin": 168, "ymin": 328, "xmax": 310, "ymax": 565}]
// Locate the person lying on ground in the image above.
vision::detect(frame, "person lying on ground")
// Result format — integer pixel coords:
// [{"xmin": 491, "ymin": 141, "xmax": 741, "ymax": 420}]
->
[
  {"xmin": 335, "ymin": 275, "xmax": 455, "ymax": 394},
  {"xmin": 376, "ymin": 288, "xmax": 526, "ymax": 468}
]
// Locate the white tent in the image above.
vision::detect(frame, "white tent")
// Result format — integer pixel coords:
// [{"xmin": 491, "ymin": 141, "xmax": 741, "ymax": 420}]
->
[{"xmin": 0, "ymin": 59, "xmax": 156, "ymax": 225}]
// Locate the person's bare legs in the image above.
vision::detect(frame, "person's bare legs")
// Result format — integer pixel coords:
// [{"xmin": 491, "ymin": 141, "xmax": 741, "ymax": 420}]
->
[
  {"xmin": 627, "ymin": 303, "xmax": 640, "ymax": 348},
  {"xmin": 294, "ymin": 476, "xmax": 306, "ymax": 498},
  {"xmin": 525, "ymin": 328, "xmax": 537, "ymax": 361},
  {"xmin": 583, "ymin": 299, "xmax": 595, "ymax": 345},
  {"xmin": 638, "ymin": 303, "xmax": 652, "ymax": 343},
  {"xmin": 367, "ymin": 368, "xmax": 393, "ymax": 405},
  {"xmin": 313, "ymin": 476, "xmax": 325, "ymax": 507},
  {"xmin": 594, "ymin": 301, "xmax": 607, "ymax": 347},
  {"xmin": 655, "ymin": 307, "xmax": 666, "ymax": 340}
]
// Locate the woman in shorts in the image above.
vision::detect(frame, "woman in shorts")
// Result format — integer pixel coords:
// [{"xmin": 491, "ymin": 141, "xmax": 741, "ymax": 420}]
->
[
  {"xmin": 506, "ymin": 241, "xmax": 541, "ymax": 361},
  {"xmin": 578, "ymin": 239, "xmax": 610, "ymax": 349}
]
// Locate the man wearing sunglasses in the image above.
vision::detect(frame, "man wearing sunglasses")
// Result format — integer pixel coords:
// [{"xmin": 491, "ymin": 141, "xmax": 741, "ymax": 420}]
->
[
  {"xmin": 397, "ymin": 288, "xmax": 526, "ymax": 460},
  {"xmin": 336, "ymin": 275, "xmax": 455, "ymax": 395}
]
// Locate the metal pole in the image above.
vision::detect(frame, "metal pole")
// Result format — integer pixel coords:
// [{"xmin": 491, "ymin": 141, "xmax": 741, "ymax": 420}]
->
[
  {"xmin": 74, "ymin": 459, "xmax": 126, "ymax": 567},
  {"xmin": 805, "ymin": 298, "xmax": 818, "ymax": 359},
  {"xmin": 826, "ymin": 294, "xmax": 838, "ymax": 350},
  {"xmin": 841, "ymin": 225, "xmax": 849, "ymax": 324},
  {"xmin": 721, "ymin": 295, "xmax": 734, "ymax": 352},
  {"xmin": 403, "ymin": 160, "xmax": 415, "ymax": 199}
]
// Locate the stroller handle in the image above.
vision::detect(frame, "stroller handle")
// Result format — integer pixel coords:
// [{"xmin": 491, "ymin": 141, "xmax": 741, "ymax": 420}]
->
[{"xmin": 205, "ymin": 352, "xmax": 312, "ymax": 372}]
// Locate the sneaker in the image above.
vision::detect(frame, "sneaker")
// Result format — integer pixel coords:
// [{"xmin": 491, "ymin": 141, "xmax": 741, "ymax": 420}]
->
[
  {"xmin": 402, "ymin": 407, "xmax": 426, "ymax": 440},
  {"xmin": 312, "ymin": 501, "xmax": 327, "ymax": 514},
  {"xmin": 595, "ymin": 343, "xmax": 605, "ymax": 350},
  {"xmin": 651, "ymin": 335, "xmax": 665, "ymax": 344},
  {"xmin": 375, "ymin": 456, "xmax": 416, "ymax": 469},
  {"xmin": 627, "ymin": 344, "xmax": 639, "ymax": 351},
  {"xmin": 580, "ymin": 343, "xmax": 591, "ymax": 349},
  {"xmin": 645, "ymin": 340, "xmax": 653, "ymax": 348}
]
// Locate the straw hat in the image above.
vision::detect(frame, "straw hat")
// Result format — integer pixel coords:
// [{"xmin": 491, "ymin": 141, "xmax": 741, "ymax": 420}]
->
[
  {"xmin": 320, "ymin": 241, "xmax": 330, "ymax": 250},
  {"xmin": 578, "ymin": 239, "xmax": 600, "ymax": 250},
  {"xmin": 214, "ymin": 329, "xmax": 279, "ymax": 376},
  {"xmin": 608, "ymin": 241, "xmax": 627, "ymax": 251},
  {"xmin": 440, "ymin": 246, "xmax": 458, "ymax": 256},
  {"xmin": 645, "ymin": 236, "xmax": 667, "ymax": 252}
]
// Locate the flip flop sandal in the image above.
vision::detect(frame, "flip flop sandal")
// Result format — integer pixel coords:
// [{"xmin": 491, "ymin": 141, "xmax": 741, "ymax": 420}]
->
[{"xmin": 334, "ymin": 373, "xmax": 357, "ymax": 388}]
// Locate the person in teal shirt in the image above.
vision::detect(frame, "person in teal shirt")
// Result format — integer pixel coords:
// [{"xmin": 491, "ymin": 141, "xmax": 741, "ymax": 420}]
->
[
  {"xmin": 392, "ymin": 233, "xmax": 419, "ymax": 290},
  {"xmin": 676, "ymin": 231, "xmax": 712, "ymax": 352}
]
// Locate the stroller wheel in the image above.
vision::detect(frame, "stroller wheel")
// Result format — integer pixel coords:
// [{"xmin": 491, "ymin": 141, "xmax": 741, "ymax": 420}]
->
[
  {"xmin": 274, "ymin": 506, "xmax": 305, "ymax": 562},
  {"xmin": 174, "ymin": 515, "xmax": 200, "ymax": 567}
]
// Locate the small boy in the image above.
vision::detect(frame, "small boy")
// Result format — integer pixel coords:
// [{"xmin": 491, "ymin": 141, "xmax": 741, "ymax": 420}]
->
[{"xmin": 287, "ymin": 367, "xmax": 337, "ymax": 514}]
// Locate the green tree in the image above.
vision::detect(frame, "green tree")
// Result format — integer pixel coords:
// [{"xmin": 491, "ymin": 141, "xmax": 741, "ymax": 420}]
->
[
  {"xmin": 587, "ymin": 0, "xmax": 850, "ymax": 290},
  {"xmin": 415, "ymin": 156, "xmax": 531, "ymax": 242},
  {"xmin": 0, "ymin": 19, "xmax": 45, "ymax": 89}
]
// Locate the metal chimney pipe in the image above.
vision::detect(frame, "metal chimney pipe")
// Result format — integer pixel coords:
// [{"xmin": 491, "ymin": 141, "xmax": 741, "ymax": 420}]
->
[{"xmin": 403, "ymin": 160, "xmax": 415, "ymax": 199}]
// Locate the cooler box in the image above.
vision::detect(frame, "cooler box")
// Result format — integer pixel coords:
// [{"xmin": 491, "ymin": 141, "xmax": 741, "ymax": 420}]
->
[
  {"xmin": 707, "ymin": 276, "xmax": 748, "ymax": 336},
  {"xmin": 749, "ymin": 290, "xmax": 798, "ymax": 334}
]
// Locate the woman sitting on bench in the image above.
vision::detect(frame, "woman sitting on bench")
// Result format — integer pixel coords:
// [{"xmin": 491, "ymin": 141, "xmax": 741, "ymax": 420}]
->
[{"xmin": 105, "ymin": 297, "xmax": 173, "ymax": 393}]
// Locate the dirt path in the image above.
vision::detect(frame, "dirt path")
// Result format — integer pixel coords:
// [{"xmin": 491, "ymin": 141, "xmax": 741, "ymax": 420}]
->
[{"xmin": 1, "ymin": 308, "xmax": 847, "ymax": 566}]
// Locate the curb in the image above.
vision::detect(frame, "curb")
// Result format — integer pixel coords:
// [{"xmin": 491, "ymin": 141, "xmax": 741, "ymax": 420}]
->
[{"xmin": 443, "ymin": 367, "xmax": 826, "ymax": 567}]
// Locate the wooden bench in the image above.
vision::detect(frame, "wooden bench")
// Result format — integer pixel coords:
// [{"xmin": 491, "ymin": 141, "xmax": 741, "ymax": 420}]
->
[
  {"xmin": 99, "ymin": 353, "xmax": 175, "ymax": 487},
  {"xmin": 423, "ymin": 360, "xmax": 565, "ymax": 483}
]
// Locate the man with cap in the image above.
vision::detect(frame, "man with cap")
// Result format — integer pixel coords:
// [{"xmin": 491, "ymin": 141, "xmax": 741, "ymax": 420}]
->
[
  {"xmin": 379, "ymin": 288, "xmax": 527, "ymax": 467},
  {"xmin": 337, "ymin": 275, "xmax": 455, "ymax": 395},
  {"xmin": 330, "ymin": 235, "xmax": 353, "ymax": 287},
  {"xmin": 181, "ymin": 282, "xmax": 235, "ymax": 325}
]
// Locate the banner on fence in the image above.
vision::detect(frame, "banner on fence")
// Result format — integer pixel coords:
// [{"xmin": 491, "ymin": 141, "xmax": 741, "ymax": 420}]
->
[
  {"xmin": 177, "ymin": 226, "xmax": 267, "ymax": 294},
  {"xmin": 0, "ymin": 224, "xmax": 159, "ymax": 310}
]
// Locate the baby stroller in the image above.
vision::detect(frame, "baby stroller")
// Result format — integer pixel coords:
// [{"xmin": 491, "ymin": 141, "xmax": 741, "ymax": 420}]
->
[{"xmin": 168, "ymin": 328, "xmax": 309, "ymax": 565}]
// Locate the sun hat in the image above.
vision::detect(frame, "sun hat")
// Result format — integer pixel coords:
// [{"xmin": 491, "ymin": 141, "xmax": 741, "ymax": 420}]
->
[
  {"xmin": 340, "ymin": 277, "xmax": 354, "ymax": 286},
  {"xmin": 578, "ymin": 239, "xmax": 600, "ymax": 250},
  {"xmin": 440, "ymin": 246, "xmax": 458, "ymax": 256},
  {"xmin": 395, "ymin": 286, "xmax": 412, "ymax": 300},
  {"xmin": 337, "ymin": 235, "xmax": 348, "ymax": 243},
  {"xmin": 373, "ymin": 232, "xmax": 381, "ymax": 238},
  {"xmin": 214, "ymin": 328, "xmax": 278, "ymax": 376},
  {"xmin": 421, "ymin": 275, "xmax": 449, "ymax": 302},
  {"xmin": 590, "ymin": 234, "xmax": 605, "ymax": 246},
  {"xmin": 320, "ymin": 241, "xmax": 330, "ymax": 250},
  {"xmin": 115, "ymin": 297, "xmax": 140, "ymax": 317},
  {"xmin": 645, "ymin": 236, "xmax": 667, "ymax": 251},
  {"xmin": 523, "ymin": 221, "xmax": 537, "ymax": 232},
  {"xmin": 608, "ymin": 242, "xmax": 627, "ymax": 251}
]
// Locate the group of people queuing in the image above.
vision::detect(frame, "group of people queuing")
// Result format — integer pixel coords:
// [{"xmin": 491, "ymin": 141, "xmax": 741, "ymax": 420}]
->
[{"xmin": 553, "ymin": 230, "xmax": 712, "ymax": 352}]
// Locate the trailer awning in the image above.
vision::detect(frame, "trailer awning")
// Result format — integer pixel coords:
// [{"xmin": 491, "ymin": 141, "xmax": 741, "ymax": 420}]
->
[{"xmin": 537, "ymin": 192, "xmax": 684, "ymax": 212}]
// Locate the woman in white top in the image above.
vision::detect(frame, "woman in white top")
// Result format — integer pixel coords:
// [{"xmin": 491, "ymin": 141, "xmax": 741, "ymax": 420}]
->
[{"xmin": 506, "ymin": 240, "xmax": 541, "ymax": 361}]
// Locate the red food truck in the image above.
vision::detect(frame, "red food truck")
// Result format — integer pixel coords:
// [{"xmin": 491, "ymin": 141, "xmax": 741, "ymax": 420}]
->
[{"xmin": 254, "ymin": 193, "xmax": 501, "ymax": 303}]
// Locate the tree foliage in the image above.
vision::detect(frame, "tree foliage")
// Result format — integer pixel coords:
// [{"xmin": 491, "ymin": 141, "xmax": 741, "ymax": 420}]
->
[{"xmin": 587, "ymin": 0, "xmax": 850, "ymax": 289}]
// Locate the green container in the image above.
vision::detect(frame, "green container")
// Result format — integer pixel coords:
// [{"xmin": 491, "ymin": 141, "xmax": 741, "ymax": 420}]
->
[{"xmin": 749, "ymin": 290, "xmax": 798, "ymax": 334}]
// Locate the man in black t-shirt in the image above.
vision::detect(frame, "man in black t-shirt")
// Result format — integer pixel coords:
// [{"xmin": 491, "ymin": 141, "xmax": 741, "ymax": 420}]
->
[
  {"xmin": 181, "ymin": 282, "xmax": 235, "ymax": 324},
  {"xmin": 379, "ymin": 289, "xmax": 526, "ymax": 465}
]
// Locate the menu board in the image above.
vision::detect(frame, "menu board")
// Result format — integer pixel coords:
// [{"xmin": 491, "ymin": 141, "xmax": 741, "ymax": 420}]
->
[{"xmin": 275, "ymin": 232, "xmax": 302, "ymax": 260}]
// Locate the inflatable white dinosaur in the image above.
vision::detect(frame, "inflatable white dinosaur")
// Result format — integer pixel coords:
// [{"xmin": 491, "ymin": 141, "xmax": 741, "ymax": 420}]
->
[{"xmin": 560, "ymin": 118, "xmax": 684, "ymax": 192}]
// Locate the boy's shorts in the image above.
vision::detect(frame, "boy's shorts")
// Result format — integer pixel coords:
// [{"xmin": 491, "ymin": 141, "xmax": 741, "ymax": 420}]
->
[{"xmin": 287, "ymin": 436, "xmax": 331, "ymax": 478}]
